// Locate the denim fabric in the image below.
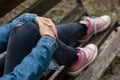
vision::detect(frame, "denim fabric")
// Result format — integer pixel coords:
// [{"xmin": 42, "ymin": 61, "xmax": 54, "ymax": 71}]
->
[
  {"xmin": 4, "ymin": 22, "xmax": 86, "ymax": 73},
  {"xmin": 57, "ymin": 22, "xmax": 87, "ymax": 45},
  {"xmin": 4, "ymin": 22, "xmax": 60, "ymax": 74},
  {"xmin": 54, "ymin": 22, "xmax": 87, "ymax": 66},
  {"xmin": 0, "ymin": 36, "xmax": 58, "ymax": 80},
  {"xmin": 0, "ymin": 57, "xmax": 5, "ymax": 76},
  {"xmin": 0, "ymin": 13, "xmax": 59, "ymax": 76},
  {"xmin": 0, "ymin": 13, "xmax": 87, "ymax": 80},
  {"xmin": 0, "ymin": 13, "xmax": 37, "ymax": 53}
]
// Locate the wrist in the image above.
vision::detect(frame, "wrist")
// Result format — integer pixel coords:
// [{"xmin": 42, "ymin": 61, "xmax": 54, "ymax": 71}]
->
[
  {"xmin": 35, "ymin": 16, "xmax": 39, "ymax": 24},
  {"xmin": 42, "ymin": 34, "xmax": 56, "ymax": 40}
]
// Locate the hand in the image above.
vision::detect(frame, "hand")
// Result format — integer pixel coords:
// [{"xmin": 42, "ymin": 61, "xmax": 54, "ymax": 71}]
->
[{"xmin": 36, "ymin": 16, "xmax": 57, "ymax": 39}]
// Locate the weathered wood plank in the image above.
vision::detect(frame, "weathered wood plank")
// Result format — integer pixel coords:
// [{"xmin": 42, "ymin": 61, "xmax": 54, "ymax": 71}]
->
[
  {"xmin": 0, "ymin": 0, "xmax": 61, "ymax": 19},
  {"xmin": 24, "ymin": 0, "xmax": 61, "ymax": 16},
  {"xmin": 0, "ymin": 0, "xmax": 25, "ymax": 18},
  {"xmin": 7, "ymin": 0, "xmax": 62, "ymax": 23},
  {"xmin": 76, "ymin": 26, "xmax": 120, "ymax": 80},
  {"xmin": 48, "ymin": 66, "xmax": 65, "ymax": 80},
  {"xmin": 58, "ymin": 4, "xmax": 86, "ymax": 24}
]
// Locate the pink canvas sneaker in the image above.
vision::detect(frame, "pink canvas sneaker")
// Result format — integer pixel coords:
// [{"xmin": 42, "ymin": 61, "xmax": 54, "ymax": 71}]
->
[
  {"xmin": 67, "ymin": 44, "xmax": 98, "ymax": 76},
  {"xmin": 79, "ymin": 15, "xmax": 111, "ymax": 42}
]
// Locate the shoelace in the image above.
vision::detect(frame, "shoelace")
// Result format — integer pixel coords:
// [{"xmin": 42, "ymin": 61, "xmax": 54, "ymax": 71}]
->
[
  {"xmin": 80, "ymin": 48, "xmax": 89, "ymax": 59},
  {"xmin": 85, "ymin": 17, "xmax": 100, "ymax": 36}
]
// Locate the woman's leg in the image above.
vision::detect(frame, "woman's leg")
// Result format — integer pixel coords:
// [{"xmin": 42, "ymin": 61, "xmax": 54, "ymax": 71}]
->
[
  {"xmin": 4, "ymin": 22, "xmax": 40, "ymax": 74},
  {"xmin": 57, "ymin": 22, "xmax": 87, "ymax": 45},
  {"xmin": 52, "ymin": 22, "xmax": 87, "ymax": 66},
  {"xmin": 2, "ymin": 14, "xmax": 111, "ymax": 75},
  {"xmin": 0, "ymin": 22, "xmax": 87, "ymax": 75},
  {"xmin": 4, "ymin": 21, "xmax": 83, "ymax": 74},
  {"xmin": 53, "ymin": 39, "xmax": 78, "ymax": 66}
]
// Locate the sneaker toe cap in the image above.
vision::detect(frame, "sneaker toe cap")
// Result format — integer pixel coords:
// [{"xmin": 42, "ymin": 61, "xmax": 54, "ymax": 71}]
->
[
  {"xmin": 86, "ymin": 44, "xmax": 97, "ymax": 50},
  {"xmin": 100, "ymin": 15, "xmax": 111, "ymax": 22}
]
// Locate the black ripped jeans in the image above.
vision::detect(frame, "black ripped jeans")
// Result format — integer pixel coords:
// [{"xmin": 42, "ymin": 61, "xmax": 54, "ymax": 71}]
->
[{"xmin": 0, "ymin": 21, "xmax": 87, "ymax": 76}]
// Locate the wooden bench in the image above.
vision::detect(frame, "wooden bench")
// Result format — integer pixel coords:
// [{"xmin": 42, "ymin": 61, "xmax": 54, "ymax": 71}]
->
[
  {"xmin": 41, "ymin": 2, "xmax": 119, "ymax": 80},
  {"xmin": 0, "ymin": 0, "xmax": 62, "ymax": 18},
  {"xmin": 0, "ymin": 0, "xmax": 119, "ymax": 80},
  {"xmin": 47, "ymin": 12, "xmax": 119, "ymax": 80}
]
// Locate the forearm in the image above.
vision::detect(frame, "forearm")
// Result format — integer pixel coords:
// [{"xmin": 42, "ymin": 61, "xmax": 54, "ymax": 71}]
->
[{"xmin": 0, "ymin": 36, "xmax": 58, "ymax": 80}]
